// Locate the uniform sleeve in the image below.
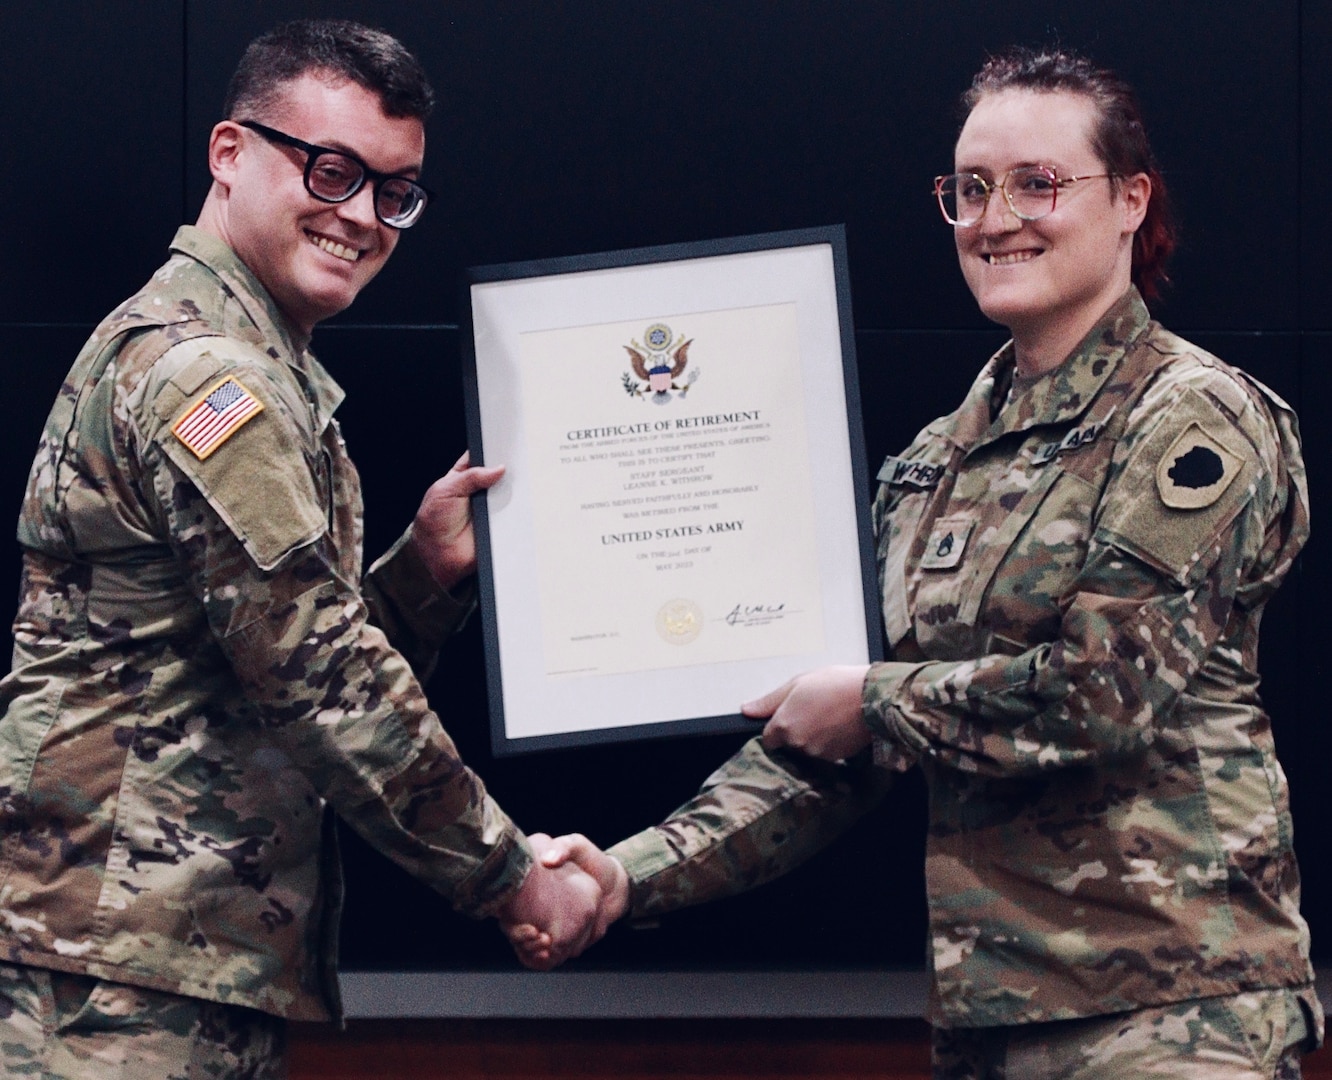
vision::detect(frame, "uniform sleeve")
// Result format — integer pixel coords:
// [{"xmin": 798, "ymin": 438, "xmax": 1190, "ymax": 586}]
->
[
  {"xmin": 362, "ymin": 525, "xmax": 478, "ymax": 679},
  {"xmin": 136, "ymin": 350, "xmax": 531, "ymax": 917},
  {"xmin": 863, "ymin": 370, "xmax": 1307, "ymax": 778},
  {"xmin": 604, "ymin": 436, "xmax": 936, "ymax": 916},
  {"xmin": 608, "ymin": 738, "xmax": 894, "ymax": 918}
]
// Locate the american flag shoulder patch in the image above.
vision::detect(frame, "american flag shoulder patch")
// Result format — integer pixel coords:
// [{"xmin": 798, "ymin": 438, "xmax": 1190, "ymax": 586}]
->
[{"xmin": 172, "ymin": 376, "xmax": 265, "ymax": 460}]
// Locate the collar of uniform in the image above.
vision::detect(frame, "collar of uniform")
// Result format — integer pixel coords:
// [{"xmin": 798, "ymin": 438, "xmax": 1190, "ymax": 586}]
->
[
  {"xmin": 169, "ymin": 225, "xmax": 311, "ymax": 356},
  {"xmin": 290, "ymin": 349, "xmax": 347, "ymax": 432},
  {"xmin": 168, "ymin": 225, "xmax": 346, "ymax": 428},
  {"xmin": 978, "ymin": 286, "xmax": 1150, "ymax": 444},
  {"xmin": 937, "ymin": 354, "xmax": 1005, "ymax": 453}
]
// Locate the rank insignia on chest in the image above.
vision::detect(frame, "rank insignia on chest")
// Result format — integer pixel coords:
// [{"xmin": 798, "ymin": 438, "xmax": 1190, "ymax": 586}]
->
[
  {"xmin": 1155, "ymin": 421, "xmax": 1243, "ymax": 510},
  {"xmin": 920, "ymin": 515, "xmax": 974, "ymax": 570},
  {"xmin": 172, "ymin": 376, "xmax": 265, "ymax": 460}
]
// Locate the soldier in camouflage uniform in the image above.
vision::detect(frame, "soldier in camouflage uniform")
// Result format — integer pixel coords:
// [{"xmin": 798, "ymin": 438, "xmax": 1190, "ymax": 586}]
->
[
  {"xmin": 0, "ymin": 19, "xmax": 605, "ymax": 1078},
  {"xmin": 513, "ymin": 49, "xmax": 1323, "ymax": 1079}
]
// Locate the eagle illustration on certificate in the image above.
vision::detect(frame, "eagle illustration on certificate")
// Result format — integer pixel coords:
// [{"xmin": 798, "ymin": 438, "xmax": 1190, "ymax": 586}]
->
[{"xmin": 622, "ymin": 322, "xmax": 699, "ymax": 401}]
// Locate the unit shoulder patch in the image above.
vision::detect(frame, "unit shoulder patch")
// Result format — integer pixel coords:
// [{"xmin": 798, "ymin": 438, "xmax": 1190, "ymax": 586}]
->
[
  {"xmin": 172, "ymin": 376, "xmax": 265, "ymax": 460},
  {"xmin": 1155, "ymin": 422, "xmax": 1243, "ymax": 510},
  {"xmin": 1097, "ymin": 386, "xmax": 1259, "ymax": 585}
]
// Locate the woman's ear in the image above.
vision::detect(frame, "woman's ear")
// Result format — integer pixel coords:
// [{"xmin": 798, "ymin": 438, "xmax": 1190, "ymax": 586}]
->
[{"xmin": 1119, "ymin": 172, "xmax": 1152, "ymax": 235}]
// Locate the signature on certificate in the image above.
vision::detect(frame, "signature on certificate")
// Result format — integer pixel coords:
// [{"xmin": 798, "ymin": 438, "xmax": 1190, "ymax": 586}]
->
[{"xmin": 725, "ymin": 602, "xmax": 787, "ymax": 627}]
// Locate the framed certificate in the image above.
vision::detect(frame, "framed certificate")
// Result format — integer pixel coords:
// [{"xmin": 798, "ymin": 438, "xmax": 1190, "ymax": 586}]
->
[{"xmin": 462, "ymin": 226, "xmax": 882, "ymax": 754}]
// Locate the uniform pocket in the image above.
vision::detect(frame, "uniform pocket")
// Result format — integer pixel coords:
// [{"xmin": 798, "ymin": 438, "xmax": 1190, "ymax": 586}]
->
[
  {"xmin": 911, "ymin": 465, "xmax": 1083, "ymax": 660},
  {"xmin": 1213, "ymin": 990, "xmax": 1288, "ymax": 1074}
]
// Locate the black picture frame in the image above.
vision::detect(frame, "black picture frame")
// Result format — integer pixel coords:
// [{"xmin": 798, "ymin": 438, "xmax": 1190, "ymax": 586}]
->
[{"xmin": 461, "ymin": 225, "xmax": 883, "ymax": 755}]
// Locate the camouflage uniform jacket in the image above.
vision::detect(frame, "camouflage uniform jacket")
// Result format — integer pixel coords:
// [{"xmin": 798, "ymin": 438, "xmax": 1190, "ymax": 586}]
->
[
  {"xmin": 0, "ymin": 227, "xmax": 533, "ymax": 1021},
  {"xmin": 610, "ymin": 288, "xmax": 1317, "ymax": 1029}
]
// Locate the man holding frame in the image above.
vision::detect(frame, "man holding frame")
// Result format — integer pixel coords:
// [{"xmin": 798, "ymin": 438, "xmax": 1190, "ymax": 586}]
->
[{"xmin": 0, "ymin": 19, "xmax": 605, "ymax": 1076}]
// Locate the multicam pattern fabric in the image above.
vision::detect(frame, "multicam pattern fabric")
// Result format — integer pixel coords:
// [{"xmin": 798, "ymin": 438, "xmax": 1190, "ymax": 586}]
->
[
  {"xmin": 930, "ymin": 987, "xmax": 1312, "ymax": 1080},
  {"xmin": 0, "ymin": 227, "xmax": 532, "ymax": 1021},
  {"xmin": 0, "ymin": 960, "xmax": 286, "ymax": 1079},
  {"xmin": 609, "ymin": 289, "xmax": 1319, "ymax": 1040}
]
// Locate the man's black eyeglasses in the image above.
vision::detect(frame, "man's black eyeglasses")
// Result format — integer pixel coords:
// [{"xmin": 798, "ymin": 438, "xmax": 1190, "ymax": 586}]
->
[{"xmin": 239, "ymin": 120, "xmax": 433, "ymax": 229}]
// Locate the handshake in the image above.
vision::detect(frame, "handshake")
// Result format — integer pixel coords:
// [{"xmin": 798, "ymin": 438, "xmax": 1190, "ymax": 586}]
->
[
  {"xmin": 496, "ymin": 833, "xmax": 630, "ymax": 970},
  {"xmin": 489, "ymin": 665, "xmax": 876, "ymax": 969}
]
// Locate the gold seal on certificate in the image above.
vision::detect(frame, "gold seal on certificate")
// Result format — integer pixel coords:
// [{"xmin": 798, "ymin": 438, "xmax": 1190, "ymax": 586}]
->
[
  {"xmin": 656, "ymin": 599, "xmax": 704, "ymax": 645},
  {"xmin": 465, "ymin": 226, "xmax": 882, "ymax": 753}
]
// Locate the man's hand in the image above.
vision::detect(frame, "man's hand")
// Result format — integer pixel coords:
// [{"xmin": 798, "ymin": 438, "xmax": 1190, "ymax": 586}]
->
[
  {"xmin": 498, "ymin": 849, "xmax": 608, "ymax": 972},
  {"xmin": 501, "ymin": 833, "xmax": 630, "ymax": 970},
  {"xmin": 749, "ymin": 664, "xmax": 872, "ymax": 762},
  {"xmin": 410, "ymin": 451, "xmax": 505, "ymax": 591}
]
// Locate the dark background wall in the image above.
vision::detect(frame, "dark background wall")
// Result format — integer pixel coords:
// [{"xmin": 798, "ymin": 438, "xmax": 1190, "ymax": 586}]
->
[{"xmin": 0, "ymin": 1, "xmax": 1326, "ymax": 977}]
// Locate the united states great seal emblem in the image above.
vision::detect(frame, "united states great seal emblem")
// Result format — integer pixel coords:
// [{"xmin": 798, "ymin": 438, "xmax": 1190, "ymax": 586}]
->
[{"xmin": 622, "ymin": 322, "xmax": 699, "ymax": 402}]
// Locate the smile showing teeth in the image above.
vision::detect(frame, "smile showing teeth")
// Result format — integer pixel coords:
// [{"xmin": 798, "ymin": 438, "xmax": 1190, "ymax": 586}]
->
[
  {"xmin": 987, "ymin": 250, "xmax": 1039, "ymax": 266},
  {"xmin": 308, "ymin": 232, "xmax": 360, "ymax": 262}
]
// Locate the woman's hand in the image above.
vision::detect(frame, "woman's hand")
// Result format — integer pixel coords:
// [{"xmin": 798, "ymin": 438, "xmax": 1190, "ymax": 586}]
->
[{"xmin": 748, "ymin": 664, "xmax": 872, "ymax": 762}]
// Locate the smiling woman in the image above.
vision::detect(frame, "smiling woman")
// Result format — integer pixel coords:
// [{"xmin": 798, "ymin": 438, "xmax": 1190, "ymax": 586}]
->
[
  {"xmin": 946, "ymin": 51, "xmax": 1173, "ymax": 377},
  {"xmin": 517, "ymin": 45, "xmax": 1324, "ymax": 1080},
  {"xmin": 949, "ymin": 90, "xmax": 1149, "ymax": 373}
]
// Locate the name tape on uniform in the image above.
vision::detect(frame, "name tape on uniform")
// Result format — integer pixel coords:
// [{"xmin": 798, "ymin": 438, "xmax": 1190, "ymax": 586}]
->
[{"xmin": 879, "ymin": 456, "xmax": 946, "ymax": 489}]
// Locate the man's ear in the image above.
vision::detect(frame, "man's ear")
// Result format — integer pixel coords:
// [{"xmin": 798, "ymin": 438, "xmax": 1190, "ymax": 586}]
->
[{"xmin": 208, "ymin": 120, "xmax": 245, "ymax": 190}]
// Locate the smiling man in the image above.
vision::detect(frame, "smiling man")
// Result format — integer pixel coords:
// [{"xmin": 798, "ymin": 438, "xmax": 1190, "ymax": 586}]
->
[{"xmin": 0, "ymin": 20, "xmax": 605, "ymax": 1078}]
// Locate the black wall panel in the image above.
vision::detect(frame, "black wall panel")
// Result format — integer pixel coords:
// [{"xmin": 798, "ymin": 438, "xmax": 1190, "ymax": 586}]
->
[
  {"xmin": 310, "ymin": 327, "xmax": 471, "ymax": 559},
  {"xmin": 0, "ymin": 325, "xmax": 100, "ymax": 657},
  {"xmin": 0, "ymin": 325, "xmax": 97, "ymax": 620},
  {"xmin": 1302, "ymin": 1, "xmax": 1331, "ymax": 328},
  {"xmin": 1, "ymin": 2, "xmax": 1325, "ymax": 980},
  {"xmin": 0, "ymin": 3, "xmax": 184, "ymax": 325},
  {"xmin": 183, "ymin": 1, "xmax": 1300, "ymax": 332},
  {"xmin": 1293, "ymin": 332, "xmax": 1332, "ymax": 932}
]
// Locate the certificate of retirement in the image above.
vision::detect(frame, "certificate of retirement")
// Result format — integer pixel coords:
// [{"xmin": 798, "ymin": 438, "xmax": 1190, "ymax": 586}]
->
[
  {"xmin": 465, "ymin": 228, "xmax": 881, "ymax": 753},
  {"xmin": 523, "ymin": 302, "xmax": 824, "ymax": 677}
]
